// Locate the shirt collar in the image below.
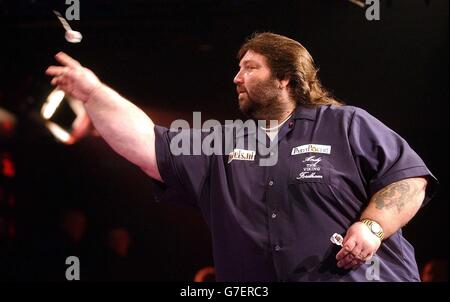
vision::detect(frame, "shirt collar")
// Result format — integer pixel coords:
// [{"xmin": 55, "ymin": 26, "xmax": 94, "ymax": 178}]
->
[
  {"xmin": 292, "ymin": 105, "xmax": 317, "ymax": 121},
  {"xmin": 233, "ymin": 105, "xmax": 317, "ymax": 138}
]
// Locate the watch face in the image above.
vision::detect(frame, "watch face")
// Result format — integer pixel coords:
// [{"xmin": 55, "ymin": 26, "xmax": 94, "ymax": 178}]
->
[{"xmin": 371, "ymin": 223, "xmax": 382, "ymax": 233}]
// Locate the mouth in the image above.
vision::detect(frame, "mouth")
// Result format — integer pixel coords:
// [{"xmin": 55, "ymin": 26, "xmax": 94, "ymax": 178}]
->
[{"xmin": 236, "ymin": 87, "xmax": 246, "ymax": 94}]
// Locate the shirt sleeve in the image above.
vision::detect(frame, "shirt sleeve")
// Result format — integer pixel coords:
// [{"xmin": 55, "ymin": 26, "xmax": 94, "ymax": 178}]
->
[
  {"xmin": 150, "ymin": 125, "xmax": 212, "ymax": 208},
  {"xmin": 348, "ymin": 108, "xmax": 438, "ymax": 205}
]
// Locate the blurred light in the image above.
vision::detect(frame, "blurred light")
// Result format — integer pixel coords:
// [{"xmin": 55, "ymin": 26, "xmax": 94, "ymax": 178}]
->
[
  {"xmin": 41, "ymin": 89, "xmax": 65, "ymax": 120},
  {"xmin": 0, "ymin": 107, "xmax": 16, "ymax": 138},
  {"xmin": 40, "ymin": 88, "xmax": 92, "ymax": 145},
  {"xmin": 45, "ymin": 121, "xmax": 72, "ymax": 144},
  {"xmin": 1, "ymin": 152, "xmax": 15, "ymax": 177},
  {"xmin": 348, "ymin": 0, "xmax": 365, "ymax": 8},
  {"xmin": 194, "ymin": 266, "xmax": 215, "ymax": 282}
]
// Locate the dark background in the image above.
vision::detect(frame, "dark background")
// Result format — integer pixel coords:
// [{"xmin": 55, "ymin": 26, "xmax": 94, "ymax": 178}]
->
[{"xmin": 0, "ymin": 0, "xmax": 448, "ymax": 281}]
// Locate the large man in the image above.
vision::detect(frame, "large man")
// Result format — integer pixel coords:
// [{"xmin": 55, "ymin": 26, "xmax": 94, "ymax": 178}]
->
[{"xmin": 46, "ymin": 33, "xmax": 437, "ymax": 281}]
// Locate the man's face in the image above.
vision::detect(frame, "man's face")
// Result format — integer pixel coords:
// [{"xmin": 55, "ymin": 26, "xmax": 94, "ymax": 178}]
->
[{"xmin": 233, "ymin": 50, "xmax": 280, "ymax": 118}]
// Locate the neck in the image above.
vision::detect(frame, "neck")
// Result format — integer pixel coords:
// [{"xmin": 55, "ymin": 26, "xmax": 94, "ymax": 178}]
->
[
  {"xmin": 246, "ymin": 90, "xmax": 296, "ymax": 124},
  {"xmin": 258, "ymin": 99, "xmax": 296, "ymax": 128}
]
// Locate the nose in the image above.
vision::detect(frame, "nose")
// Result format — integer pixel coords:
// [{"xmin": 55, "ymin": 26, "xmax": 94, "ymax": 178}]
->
[{"xmin": 233, "ymin": 70, "xmax": 244, "ymax": 85}]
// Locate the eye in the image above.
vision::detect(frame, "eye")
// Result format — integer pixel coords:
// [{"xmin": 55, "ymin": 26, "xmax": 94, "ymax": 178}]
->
[{"xmin": 242, "ymin": 66, "xmax": 256, "ymax": 74}]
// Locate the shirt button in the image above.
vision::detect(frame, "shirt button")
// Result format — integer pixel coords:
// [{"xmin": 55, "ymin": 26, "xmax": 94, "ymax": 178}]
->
[
  {"xmin": 271, "ymin": 213, "xmax": 277, "ymax": 219},
  {"xmin": 288, "ymin": 121, "xmax": 295, "ymax": 128},
  {"xmin": 268, "ymin": 180, "xmax": 274, "ymax": 186},
  {"xmin": 274, "ymin": 245, "xmax": 281, "ymax": 252}
]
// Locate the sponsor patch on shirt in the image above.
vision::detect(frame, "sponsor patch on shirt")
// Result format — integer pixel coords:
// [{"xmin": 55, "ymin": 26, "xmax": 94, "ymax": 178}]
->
[
  {"xmin": 228, "ymin": 149, "xmax": 256, "ymax": 163},
  {"xmin": 291, "ymin": 144, "xmax": 331, "ymax": 155},
  {"xmin": 296, "ymin": 156, "xmax": 324, "ymax": 179}
]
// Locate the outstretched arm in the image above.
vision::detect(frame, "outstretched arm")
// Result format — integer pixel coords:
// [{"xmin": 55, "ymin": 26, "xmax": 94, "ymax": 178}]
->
[
  {"xmin": 336, "ymin": 177, "xmax": 428, "ymax": 269},
  {"xmin": 46, "ymin": 52, "xmax": 162, "ymax": 182}
]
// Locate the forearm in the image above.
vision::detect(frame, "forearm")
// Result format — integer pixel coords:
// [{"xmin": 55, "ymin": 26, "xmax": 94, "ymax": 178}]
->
[
  {"xmin": 84, "ymin": 84, "xmax": 161, "ymax": 181},
  {"xmin": 45, "ymin": 52, "xmax": 162, "ymax": 180},
  {"xmin": 360, "ymin": 177, "xmax": 428, "ymax": 239}
]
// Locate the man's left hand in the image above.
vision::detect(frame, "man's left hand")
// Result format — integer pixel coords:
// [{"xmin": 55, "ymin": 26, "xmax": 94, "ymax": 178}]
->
[{"xmin": 335, "ymin": 222, "xmax": 382, "ymax": 270}]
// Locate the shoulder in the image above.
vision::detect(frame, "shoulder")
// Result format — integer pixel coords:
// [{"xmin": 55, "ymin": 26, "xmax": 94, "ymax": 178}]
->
[
  {"xmin": 315, "ymin": 104, "xmax": 361, "ymax": 124},
  {"xmin": 318, "ymin": 105, "xmax": 382, "ymax": 124},
  {"xmin": 319, "ymin": 104, "xmax": 364, "ymax": 115}
]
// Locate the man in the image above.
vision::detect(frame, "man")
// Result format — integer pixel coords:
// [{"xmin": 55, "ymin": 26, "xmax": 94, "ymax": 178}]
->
[{"xmin": 46, "ymin": 33, "xmax": 437, "ymax": 281}]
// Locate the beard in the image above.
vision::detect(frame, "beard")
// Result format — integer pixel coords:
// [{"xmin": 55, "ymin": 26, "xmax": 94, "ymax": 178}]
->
[{"xmin": 237, "ymin": 78, "xmax": 282, "ymax": 120}]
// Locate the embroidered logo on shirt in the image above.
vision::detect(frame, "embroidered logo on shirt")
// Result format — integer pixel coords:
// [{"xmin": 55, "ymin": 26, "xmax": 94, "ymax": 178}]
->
[
  {"xmin": 291, "ymin": 144, "xmax": 331, "ymax": 155},
  {"xmin": 296, "ymin": 156, "xmax": 323, "ymax": 179},
  {"xmin": 228, "ymin": 149, "xmax": 256, "ymax": 163}
]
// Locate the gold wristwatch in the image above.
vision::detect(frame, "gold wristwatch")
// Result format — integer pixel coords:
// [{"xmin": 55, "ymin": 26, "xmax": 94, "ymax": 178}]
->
[{"xmin": 360, "ymin": 218, "xmax": 384, "ymax": 240}]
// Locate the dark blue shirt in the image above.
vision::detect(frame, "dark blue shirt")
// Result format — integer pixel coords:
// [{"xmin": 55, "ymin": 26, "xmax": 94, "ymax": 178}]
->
[{"xmin": 151, "ymin": 105, "xmax": 438, "ymax": 281}]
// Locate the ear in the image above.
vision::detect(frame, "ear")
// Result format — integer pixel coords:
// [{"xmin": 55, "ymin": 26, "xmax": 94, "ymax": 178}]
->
[{"xmin": 279, "ymin": 78, "xmax": 290, "ymax": 89}]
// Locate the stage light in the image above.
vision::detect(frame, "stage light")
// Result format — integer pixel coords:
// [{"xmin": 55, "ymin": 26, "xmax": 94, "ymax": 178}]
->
[
  {"xmin": 45, "ymin": 120, "xmax": 72, "ymax": 144},
  {"xmin": 41, "ymin": 89, "xmax": 65, "ymax": 120},
  {"xmin": 40, "ymin": 88, "xmax": 92, "ymax": 145}
]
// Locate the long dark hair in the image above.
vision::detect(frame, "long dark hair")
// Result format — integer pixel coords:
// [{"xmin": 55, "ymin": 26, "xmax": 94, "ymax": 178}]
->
[{"xmin": 238, "ymin": 32, "xmax": 343, "ymax": 107}]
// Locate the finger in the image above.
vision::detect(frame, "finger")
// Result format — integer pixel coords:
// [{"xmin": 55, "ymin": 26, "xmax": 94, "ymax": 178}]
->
[
  {"xmin": 51, "ymin": 76, "xmax": 64, "ymax": 86},
  {"xmin": 337, "ymin": 253, "xmax": 355, "ymax": 268},
  {"xmin": 363, "ymin": 252, "xmax": 374, "ymax": 262},
  {"xmin": 356, "ymin": 247, "xmax": 370, "ymax": 261},
  {"xmin": 46, "ymin": 66, "xmax": 69, "ymax": 76},
  {"xmin": 54, "ymin": 79, "xmax": 70, "ymax": 91},
  {"xmin": 336, "ymin": 247, "xmax": 348, "ymax": 261},
  {"xmin": 344, "ymin": 258, "xmax": 364, "ymax": 270},
  {"xmin": 55, "ymin": 52, "xmax": 81, "ymax": 68},
  {"xmin": 51, "ymin": 75, "xmax": 69, "ymax": 86},
  {"xmin": 336, "ymin": 238, "xmax": 356, "ymax": 261},
  {"xmin": 343, "ymin": 238, "xmax": 357, "ymax": 253},
  {"xmin": 352, "ymin": 244, "xmax": 363, "ymax": 260}
]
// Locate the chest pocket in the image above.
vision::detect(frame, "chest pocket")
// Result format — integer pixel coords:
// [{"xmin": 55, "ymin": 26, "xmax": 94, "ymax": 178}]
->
[{"xmin": 288, "ymin": 154, "xmax": 332, "ymax": 184}]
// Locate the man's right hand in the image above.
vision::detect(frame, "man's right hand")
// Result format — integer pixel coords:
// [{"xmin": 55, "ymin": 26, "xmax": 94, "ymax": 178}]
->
[
  {"xmin": 46, "ymin": 52, "xmax": 102, "ymax": 103},
  {"xmin": 46, "ymin": 51, "xmax": 162, "ymax": 182}
]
